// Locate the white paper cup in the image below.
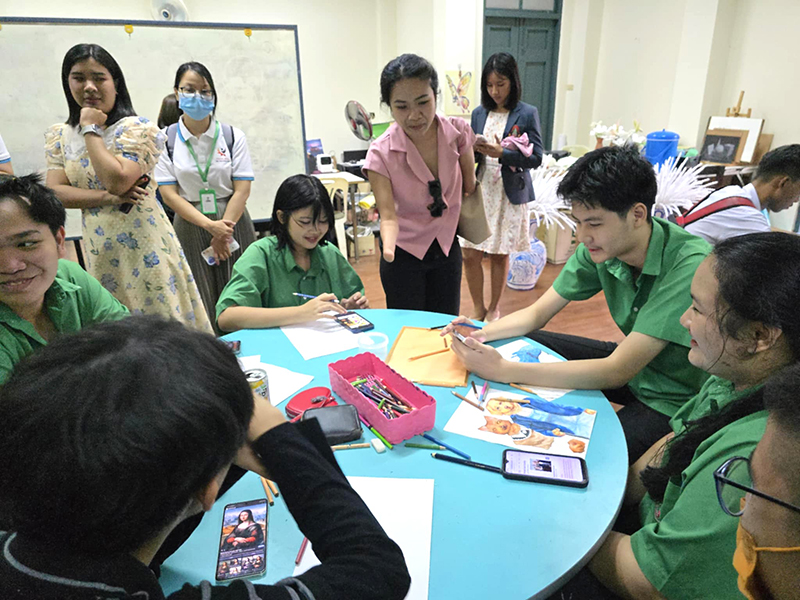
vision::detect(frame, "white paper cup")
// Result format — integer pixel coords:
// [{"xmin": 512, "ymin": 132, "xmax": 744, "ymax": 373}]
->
[{"xmin": 357, "ymin": 331, "xmax": 389, "ymax": 360}]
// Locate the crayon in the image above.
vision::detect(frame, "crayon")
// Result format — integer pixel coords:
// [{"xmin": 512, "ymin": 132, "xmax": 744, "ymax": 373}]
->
[{"xmin": 422, "ymin": 432, "xmax": 470, "ymax": 460}]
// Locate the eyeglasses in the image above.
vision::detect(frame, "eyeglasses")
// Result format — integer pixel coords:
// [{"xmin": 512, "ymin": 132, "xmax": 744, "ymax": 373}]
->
[
  {"xmin": 427, "ymin": 179, "xmax": 447, "ymax": 218},
  {"xmin": 178, "ymin": 87, "xmax": 215, "ymax": 101},
  {"xmin": 714, "ymin": 456, "xmax": 800, "ymax": 517}
]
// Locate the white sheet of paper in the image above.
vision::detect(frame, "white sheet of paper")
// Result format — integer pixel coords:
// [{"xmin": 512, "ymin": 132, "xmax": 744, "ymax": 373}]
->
[
  {"xmin": 280, "ymin": 318, "xmax": 360, "ymax": 360},
  {"xmin": 237, "ymin": 355, "xmax": 314, "ymax": 406},
  {"xmin": 293, "ymin": 477, "xmax": 434, "ymax": 600}
]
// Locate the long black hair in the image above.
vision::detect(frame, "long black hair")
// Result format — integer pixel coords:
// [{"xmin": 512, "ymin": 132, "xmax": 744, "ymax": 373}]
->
[
  {"xmin": 173, "ymin": 61, "xmax": 218, "ymax": 114},
  {"xmin": 480, "ymin": 52, "xmax": 522, "ymax": 111},
  {"xmin": 641, "ymin": 232, "xmax": 800, "ymax": 501},
  {"xmin": 61, "ymin": 43, "xmax": 136, "ymax": 127},
  {"xmin": 270, "ymin": 174, "xmax": 337, "ymax": 250}
]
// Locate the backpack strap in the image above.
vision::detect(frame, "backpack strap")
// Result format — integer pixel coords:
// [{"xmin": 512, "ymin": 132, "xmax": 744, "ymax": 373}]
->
[
  {"xmin": 165, "ymin": 123, "xmax": 179, "ymax": 162},
  {"xmin": 676, "ymin": 196, "xmax": 756, "ymax": 227},
  {"xmin": 166, "ymin": 122, "xmax": 234, "ymax": 163}
]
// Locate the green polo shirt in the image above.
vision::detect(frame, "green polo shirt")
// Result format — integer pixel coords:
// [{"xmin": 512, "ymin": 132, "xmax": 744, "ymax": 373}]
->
[
  {"xmin": 552, "ymin": 217, "xmax": 711, "ymax": 416},
  {"xmin": 215, "ymin": 236, "xmax": 365, "ymax": 322},
  {"xmin": 0, "ymin": 259, "xmax": 129, "ymax": 384},
  {"xmin": 631, "ymin": 375, "xmax": 766, "ymax": 598}
]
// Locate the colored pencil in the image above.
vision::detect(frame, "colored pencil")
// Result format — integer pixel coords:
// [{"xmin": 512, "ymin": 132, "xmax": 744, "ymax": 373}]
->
[
  {"xmin": 510, "ymin": 383, "xmax": 537, "ymax": 395},
  {"xmin": 451, "ymin": 390, "xmax": 484, "ymax": 411},
  {"xmin": 265, "ymin": 478, "xmax": 279, "ymax": 497},
  {"xmin": 358, "ymin": 414, "xmax": 393, "ymax": 450},
  {"xmin": 431, "ymin": 452, "xmax": 502, "ymax": 474},
  {"xmin": 331, "ymin": 442, "xmax": 372, "ymax": 451},
  {"xmin": 471, "ymin": 381, "xmax": 479, "ymax": 397},
  {"xmin": 260, "ymin": 477, "xmax": 274, "ymax": 506},
  {"xmin": 404, "ymin": 442, "xmax": 446, "ymax": 450},
  {"xmin": 479, "ymin": 381, "xmax": 490, "ymax": 404},
  {"xmin": 428, "ymin": 322, "xmax": 483, "ymax": 330},
  {"xmin": 490, "ymin": 396, "xmax": 530, "ymax": 404},
  {"xmin": 408, "ymin": 347, "xmax": 450, "ymax": 361},
  {"xmin": 422, "ymin": 433, "xmax": 471, "ymax": 460},
  {"xmin": 295, "ymin": 537, "xmax": 309, "ymax": 565}
]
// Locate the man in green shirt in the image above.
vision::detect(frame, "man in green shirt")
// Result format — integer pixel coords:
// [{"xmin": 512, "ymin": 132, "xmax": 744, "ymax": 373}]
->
[
  {"xmin": 450, "ymin": 146, "xmax": 711, "ymax": 462},
  {"xmin": 0, "ymin": 174, "xmax": 129, "ymax": 383}
]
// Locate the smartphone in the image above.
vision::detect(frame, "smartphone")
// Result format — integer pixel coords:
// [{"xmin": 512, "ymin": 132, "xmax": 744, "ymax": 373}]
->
[
  {"xmin": 333, "ymin": 311, "xmax": 375, "ymax": 333},
  {"xmin": 215, "ymin": 499, "xmax": 268, "ymax": 581},
  {"xmin": 501, "ymin": 449, "xmax": 589, "ymax": 488},
  {"xmin": 224, "ymin": 340, "xmax": 241, "ymax": 354},
  {"xmin": 475, "ymin": 134, "xmax": 490, "ymax": 145},
  {"xmin": 120, "ymin": 174, "xmax": 150, "ymax": 214},
  {"xmin": 201, "ymin": 238, "xmax": 241, "ymax": 266}
]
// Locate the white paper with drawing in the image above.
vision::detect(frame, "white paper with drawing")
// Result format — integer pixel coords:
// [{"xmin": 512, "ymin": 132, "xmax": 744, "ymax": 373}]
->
[
  {"xmin": 293, "ymin": 476, "xmax": 434, "ymax": 600},
  {"xmin": 444, "ymin": 340, "xmax": 595, "ymax": 458},
  {"xmin": 237, "ymin": 355, "xmax": 314, "ymax": 406},
  {"xmin": 280, "ymin": 318, "xmax": 359, "ymax": 360}
]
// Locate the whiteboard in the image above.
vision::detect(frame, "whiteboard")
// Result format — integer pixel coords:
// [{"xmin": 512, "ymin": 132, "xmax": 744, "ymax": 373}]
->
[{"xmin": 0, "ymin": 17, "xmax": 307, "ymax": 236}]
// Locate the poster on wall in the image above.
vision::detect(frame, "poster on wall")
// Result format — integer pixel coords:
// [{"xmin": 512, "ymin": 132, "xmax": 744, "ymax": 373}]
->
[{"xmin": 445, "ymin": 68, "xmax": 474, "ymax": 116}]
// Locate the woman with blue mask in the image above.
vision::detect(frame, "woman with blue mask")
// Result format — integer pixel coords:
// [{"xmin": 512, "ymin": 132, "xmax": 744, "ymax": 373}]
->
[{"xmin": 155, "ymin": 62, "xmax": 257, "ymax": 332}]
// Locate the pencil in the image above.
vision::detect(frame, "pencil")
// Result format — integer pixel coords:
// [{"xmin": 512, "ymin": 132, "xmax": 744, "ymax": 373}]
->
[
  {"xmin": 265, "ymin": 478, "xmax": 279, "ymax": 497},
  {"xmin": 422, "ymin": 432, "xmax": 471, "ymax": 460},
  {"xmin": 431, "ymin": 452, "xmax": 502, "ymax": 474},
  {"xmin": 479, "ymin": 381, "xmax": 490, "ymax": 405},
  {"xmin": 510, "ymin": 383, "xmax": 537, "ymax": 395},
  {"xmin": 260, "ymin": 477, "xmax": 274, "ymax": 506},
  {"xmin": 404, "ymin": 442, "xmax": 446, "ymax": 450},
  {"xmin": 292, "ymin": 292, "xmax": 340, "ymax": 304},
  {"xmin": 408, "ymin": 347, "xmax": 450, "ymax": 361},
  {"xmin": 295, "ymin": 536, "xmax": 309, "ymax": 565},
  {"xmin": 471, "ymin": 381, "xmax": 478, "ymax": 397},
  {"xmin": 358, "ymin": 414, "xmax": 393, "ymax": 449},
  {"xmin": 451, "ymin": 390, "xmax": 484, "ymax": 411},
  {"xmin": 491, "ymin": 396, "xmax": 530, "ymax": 404},
  {"xmin": 331, "ymin": 442, "xmax": 372, "ymax": 451}
]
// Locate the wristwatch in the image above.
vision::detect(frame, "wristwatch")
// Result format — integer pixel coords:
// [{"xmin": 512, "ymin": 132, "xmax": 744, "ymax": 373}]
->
[{"xmin": 80, "ymin": 124, "xmax": 103, "ymax": 137}]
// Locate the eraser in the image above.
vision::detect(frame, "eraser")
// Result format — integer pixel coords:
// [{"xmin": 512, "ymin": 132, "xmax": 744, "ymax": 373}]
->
[{"xmin": 371, "ymin": 438, "xmax": 386, "ymax": 454}]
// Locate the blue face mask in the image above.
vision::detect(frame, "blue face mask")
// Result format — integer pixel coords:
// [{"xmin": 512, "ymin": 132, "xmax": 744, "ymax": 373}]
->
[{"xmin": 179, "ymin": 93, "xmax": 215, "ymax": 121}]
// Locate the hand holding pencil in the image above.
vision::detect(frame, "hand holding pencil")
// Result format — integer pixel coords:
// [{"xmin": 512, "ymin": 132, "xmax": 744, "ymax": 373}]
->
[{"xmin": 438, "ymin": 316, "xmax": 487, "ymax": 343}]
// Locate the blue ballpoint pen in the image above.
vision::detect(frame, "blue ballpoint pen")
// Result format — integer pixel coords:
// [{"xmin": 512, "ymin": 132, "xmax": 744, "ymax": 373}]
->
[{"xmin": 292, "ymin": 292, "xmax": 340, "ymax": 304}]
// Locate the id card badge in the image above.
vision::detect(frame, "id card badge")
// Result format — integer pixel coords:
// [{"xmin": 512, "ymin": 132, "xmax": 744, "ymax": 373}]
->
[{"xmin": 199, "ymin": 188, "xmax": 217, "ymax": 215}]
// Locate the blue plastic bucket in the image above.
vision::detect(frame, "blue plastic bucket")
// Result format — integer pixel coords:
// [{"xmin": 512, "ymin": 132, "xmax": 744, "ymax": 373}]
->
[{"xmin": 645, "ymin": 129, "xmax": 679, "ymax": 167}]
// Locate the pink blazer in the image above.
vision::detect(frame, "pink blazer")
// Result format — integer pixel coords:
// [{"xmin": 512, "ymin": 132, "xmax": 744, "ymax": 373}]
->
[{"xmin": 363, "ymin": 115, "xmax": 476, "ymax": 260}]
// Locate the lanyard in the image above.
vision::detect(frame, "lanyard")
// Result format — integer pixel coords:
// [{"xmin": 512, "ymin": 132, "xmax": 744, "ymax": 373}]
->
[{"xmin": 183, "ymin": 121, "xmax": 219, "ymax": 184}]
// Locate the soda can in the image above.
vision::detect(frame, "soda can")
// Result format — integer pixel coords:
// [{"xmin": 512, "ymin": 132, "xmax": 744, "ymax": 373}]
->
[{"xmin": 245, "ymin": 368, "xmax": 270, "ymax": 403}]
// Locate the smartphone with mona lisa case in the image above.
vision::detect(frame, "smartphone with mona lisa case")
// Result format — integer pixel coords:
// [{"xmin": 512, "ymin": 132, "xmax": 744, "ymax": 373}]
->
[{"xmin": 215, "ymin": 499, "xmax": 268, "ymax": 581}]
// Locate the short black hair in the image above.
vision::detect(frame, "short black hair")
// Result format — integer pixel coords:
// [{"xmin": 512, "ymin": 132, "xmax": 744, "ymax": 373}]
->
[
  {"xmin": 0, "ymin": 316, "xmax": 253, "ymax": 555},
  {"xmin": 61, "ymin": 44, "xmax": 136, "ymax": 127},
  {"xmin": 173, "ymin": 61, "xmax": 218, "ymax": 114},
  {"xmin": 270, "ymin": 174, "xmax": 337, "ymax": 250},
  {"xmin": 0, "ymin": 173, "xmax": 66, "ymax": 235},
  {"xmin": 380, "ymin": 53, "xmax": 439, "ymax": 105},
  {"xmin": 157, "ymin": 93, "xmax": 181, "ymax": 129},
  {"xmin": 755, "ymin": 144, "xmax": 800, "ymax": 182},
  {"xmin": 480, "ymin": 52, "xmax": 522, "ymax": 111},
  {"xmin": 558, "ymin": 145, "xmax": 656, "ymax": 221}
]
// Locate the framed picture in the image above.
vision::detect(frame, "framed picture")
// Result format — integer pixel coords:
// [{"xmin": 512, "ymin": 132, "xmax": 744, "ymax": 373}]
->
[
  {"xmin": 699, "ymin": 129, "xmax": 749, "ymax": 165},
  {"xmin": 706, "ymin": 116, "xmax": 764, "ymax": 162}
]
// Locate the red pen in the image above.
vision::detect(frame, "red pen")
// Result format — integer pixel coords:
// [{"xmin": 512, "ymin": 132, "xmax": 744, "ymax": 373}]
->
[{"xmin": 295, "ymin": 536, "xmax": 309, "ymax": 565}]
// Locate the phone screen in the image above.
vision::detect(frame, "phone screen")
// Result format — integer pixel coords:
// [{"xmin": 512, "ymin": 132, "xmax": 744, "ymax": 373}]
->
[
  {"xmin": 215, "ymin": 499, "xmax": 268, "ymax": 581},
  {"xmin": 335, "ymin": 312, "xmax": 374, "ymax": 332},
  {"xmin": 503, "ymin": 450, "xmax": 587, "ymax": 485}
]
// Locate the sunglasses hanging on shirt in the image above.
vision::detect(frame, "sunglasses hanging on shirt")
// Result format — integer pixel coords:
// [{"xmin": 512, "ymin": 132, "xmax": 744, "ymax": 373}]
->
[{"xmin": 427, "ymin": 179, "xmax": 447, "ymax": 218}]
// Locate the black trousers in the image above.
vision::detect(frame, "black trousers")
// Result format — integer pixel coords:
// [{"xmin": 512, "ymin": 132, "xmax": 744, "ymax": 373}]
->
[
  {"xmin": 379, "ymin": 238, "xmax": 462, "ymax": 316},
  {"xmin": 526, "ymin": 330, "xmax": 673, "ymax": 465}
]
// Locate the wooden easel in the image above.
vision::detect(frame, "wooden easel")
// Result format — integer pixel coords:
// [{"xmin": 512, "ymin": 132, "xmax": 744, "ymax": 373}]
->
[{"xmin": 726, "ymin": 91, "xmax": 752, "ymax": 118}]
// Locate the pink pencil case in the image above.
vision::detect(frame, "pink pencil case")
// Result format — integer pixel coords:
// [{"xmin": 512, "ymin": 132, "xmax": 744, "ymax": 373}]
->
[{"xmin": 328, "ymin": 352, "xmax": 436, "ymax": 444}]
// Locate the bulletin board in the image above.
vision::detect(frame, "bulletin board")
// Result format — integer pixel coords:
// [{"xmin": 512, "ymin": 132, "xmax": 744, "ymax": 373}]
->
[{"xmin": 0, "ymin": 17, "xmax": 308, "ymax": 236}]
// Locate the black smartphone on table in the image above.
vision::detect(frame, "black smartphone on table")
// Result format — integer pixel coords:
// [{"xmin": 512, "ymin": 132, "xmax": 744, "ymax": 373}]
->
[
  {"xmin": 501, "ymin": 449, "xmax": 589, "ymax": 488},
  {"xmin": 120, "ymin": 174, "xmax": 150, "ymax": 214},
  {"xmin": 215, "ymin": 499, "xmax": 268, "ymax": 581},
  {"xmin": 333, "ymin": 311, "xmax": 375, "ymax": 333}
]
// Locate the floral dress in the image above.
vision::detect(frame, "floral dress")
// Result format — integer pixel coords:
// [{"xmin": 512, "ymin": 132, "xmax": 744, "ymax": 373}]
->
[
  {"xmin": 461, "ymin": 111, "xmax": 530, "ymax": 255},
  {"xmin": 44, "ymin": 117, "xmax": 213, "ymax": 333}
]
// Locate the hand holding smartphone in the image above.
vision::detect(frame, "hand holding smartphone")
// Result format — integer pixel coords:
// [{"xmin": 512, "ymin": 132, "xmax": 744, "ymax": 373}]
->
[{"xmin": 120, "ymin": 174, "xmax": 150, "ymax": 214}]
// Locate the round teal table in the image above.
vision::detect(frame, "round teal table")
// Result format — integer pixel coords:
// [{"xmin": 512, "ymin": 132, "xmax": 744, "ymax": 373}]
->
[{"xmin": 160, "ymin": 309, "xmax": 628, "ymax": 599}]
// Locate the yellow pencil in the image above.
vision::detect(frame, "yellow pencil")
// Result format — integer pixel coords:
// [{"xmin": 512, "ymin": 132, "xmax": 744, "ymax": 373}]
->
[
  {"xmin": 265, "ymin": 478, "xmax": 279, "ymax": 497},
  {"xmin": 510, "ymin": 383, "xmax": 537, "ymax": 395},
  {"xmin": 452, "ymin": 390, "xmax": 484, "ymax": 411},
  {"xmin": 260, "ymin": 477, "xmax": 274, "ymax": 505},
  {"xmin": 408, "ymin": 347, "xmax": 451, "ymax": 361},
  {"xmin": 331, "ymin": 442, "xmax": 372, "ymax": 451}
]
